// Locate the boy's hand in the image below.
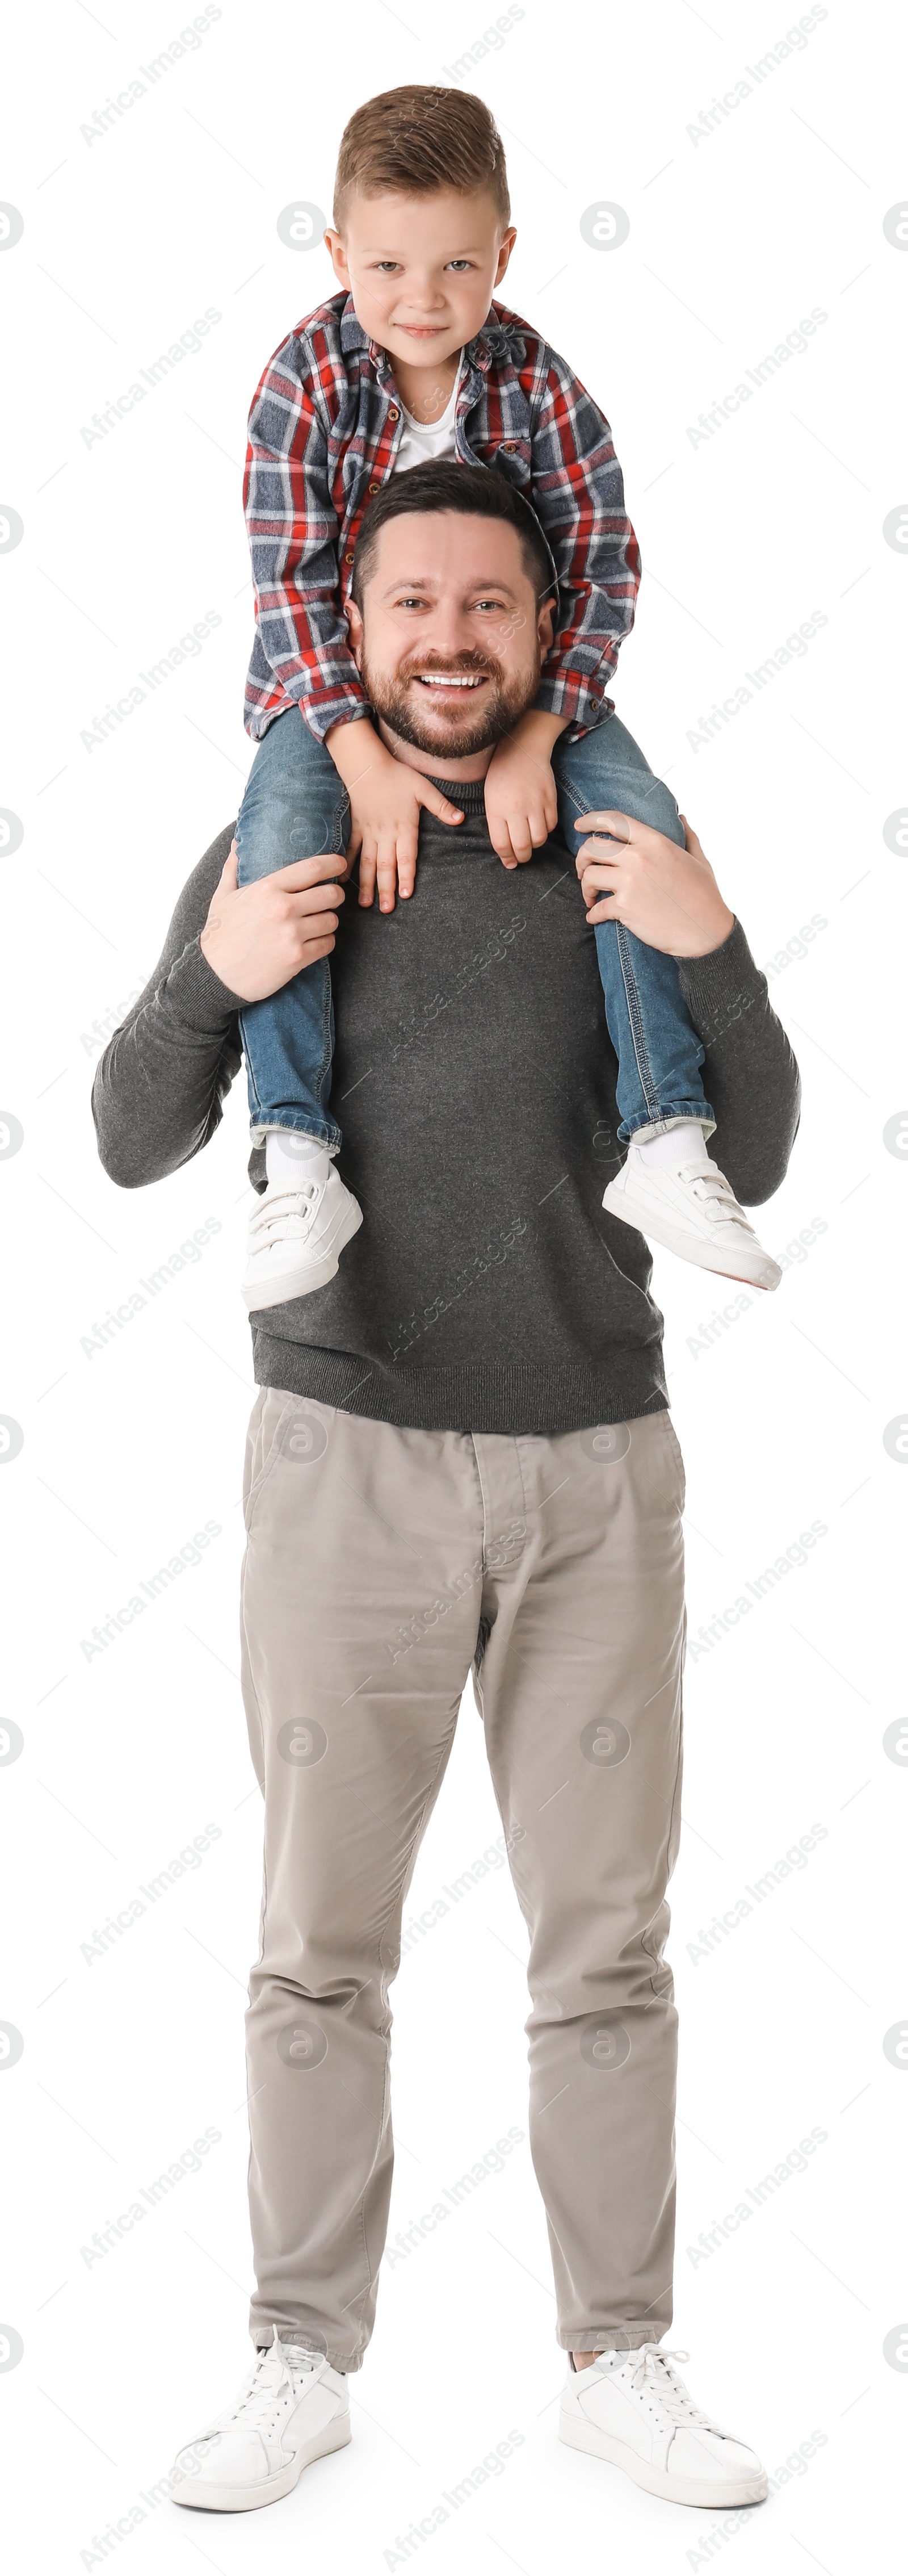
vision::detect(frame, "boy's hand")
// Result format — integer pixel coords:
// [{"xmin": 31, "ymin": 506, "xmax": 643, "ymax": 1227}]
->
[
  {"xmin": 327, "ymin": 726, "xmax": 463, "ymax": 909},
  {"xmin": 483, "ymin": 732, "xmax": 559, "ymax": 868}
]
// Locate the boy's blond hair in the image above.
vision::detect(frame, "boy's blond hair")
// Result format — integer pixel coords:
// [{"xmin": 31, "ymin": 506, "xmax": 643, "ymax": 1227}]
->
[{"xmin": 333, "ymin": 85, "xmax": 510, "ymax": 229}]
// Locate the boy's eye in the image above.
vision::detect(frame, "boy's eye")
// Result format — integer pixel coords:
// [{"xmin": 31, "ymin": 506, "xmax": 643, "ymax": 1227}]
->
[
  {"xmin": 446, "ymin": 259, "xmax": 474, "ymax": 272},
  {"xmin": 374, "ymin": 261, "xmax": 401, "ymax": 273}
]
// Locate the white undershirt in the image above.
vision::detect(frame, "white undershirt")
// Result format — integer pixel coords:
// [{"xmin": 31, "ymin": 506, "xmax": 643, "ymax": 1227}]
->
[{"xmin": 390, "ymin": 365, "xmax": 462, "ymax": 476}]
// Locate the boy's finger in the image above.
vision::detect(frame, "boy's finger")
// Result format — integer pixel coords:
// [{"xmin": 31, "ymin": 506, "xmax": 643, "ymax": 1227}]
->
[
  {"xmin": 415, "ymin": 781, "xmax": 465, "ymax": 826},
  {"xmin": 357, "ymin": 845, "xmax": 377, "ymax": 908},
  {"xmin": 375, "ymin": 845, "xmax": 399, "ymax": 914},
  {"xmin": 487, "ymin": 821, "xmax": 519, "ymax": 869},
  {"xmin": 395, "ymin": 832, "xmax": 418, "ymax": 899}
]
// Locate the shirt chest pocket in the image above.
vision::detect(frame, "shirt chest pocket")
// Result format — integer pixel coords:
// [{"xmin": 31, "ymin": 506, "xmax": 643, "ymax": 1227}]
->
[{"xmin": 483, "ymin": 437, "xmax": 532, "ymax": 488}]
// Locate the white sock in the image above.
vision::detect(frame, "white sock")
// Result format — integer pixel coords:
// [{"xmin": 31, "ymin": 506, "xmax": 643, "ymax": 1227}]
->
[
  {"xmin": 629, "ymin": 1121, "xmax": 709, "ymax": 1170},
  {"xmin": 265, "ymin": 1130, "xmax": 333, "ymax": 1188}
]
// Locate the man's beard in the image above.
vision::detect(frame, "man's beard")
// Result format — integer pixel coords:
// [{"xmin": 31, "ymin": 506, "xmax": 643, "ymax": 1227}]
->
[{"xmin": 360, "ymin": 647, "xmax": 539, "ymax": 760}]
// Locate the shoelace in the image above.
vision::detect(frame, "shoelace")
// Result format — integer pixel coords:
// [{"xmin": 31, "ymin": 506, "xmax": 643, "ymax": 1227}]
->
[
  {"xmin": 676, "ymin": 1162, "xmax": 759, "ymax": 1239},
  {"xmin": 249, "ymin": 1181, "xmax": 320, "ymax": 1250},
  {"xmin": 625, "ymin": 2345, "xmax": 717, "ymax": 2431},
  {"xmin": 224, "ymin": 2336, "xmax": 321, "ymax": 2435}
]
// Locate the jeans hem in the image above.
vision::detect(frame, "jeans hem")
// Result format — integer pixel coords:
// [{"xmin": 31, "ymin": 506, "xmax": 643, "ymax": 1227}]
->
[
  {"xmin": 624, "ymin": 1109, "xmax": 716, "ymax": 1144},
  {"xmin": 620, "ymin": 1104, "xmax": 716, "ymax": 1144},
  {"xmin": 250, "ymin": 1116, "xmax": 342, "ymax": 1153}
]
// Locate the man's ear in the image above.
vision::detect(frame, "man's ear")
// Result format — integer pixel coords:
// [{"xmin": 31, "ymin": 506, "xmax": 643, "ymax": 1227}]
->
[
  {"xmin": 536, "ymin": 593, "xmax": 557, "ymax": 659},
  {"xmin": 345, "ymin": 596, "xmax": 364, "ymax": 669}
]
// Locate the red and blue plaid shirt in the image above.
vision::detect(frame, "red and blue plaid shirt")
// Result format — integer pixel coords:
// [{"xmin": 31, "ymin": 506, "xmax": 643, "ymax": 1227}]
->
[{"xmin": 243, "ymin": 292, "xmax": 641, "ymax": 743}]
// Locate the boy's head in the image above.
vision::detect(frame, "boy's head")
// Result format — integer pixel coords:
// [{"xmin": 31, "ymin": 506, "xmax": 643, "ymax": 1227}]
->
[{"xmin": 326, "ymin": 87, "xmax": 515, "ymax": 378}]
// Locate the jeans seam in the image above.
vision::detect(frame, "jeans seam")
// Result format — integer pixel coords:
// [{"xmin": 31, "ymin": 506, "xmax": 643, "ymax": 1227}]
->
[{"xmin": 615, "ymin": 922, "xmax": 660, "ymax": 1123}]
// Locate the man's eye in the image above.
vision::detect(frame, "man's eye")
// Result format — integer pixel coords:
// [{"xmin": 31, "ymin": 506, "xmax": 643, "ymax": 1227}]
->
[
  {"xmin": 397, "ymin": 596, "xmax": 425, "ymax": 609},
  {"xmin": 474, "ymin": 598, "xmax": 506, "ymax": 612}
]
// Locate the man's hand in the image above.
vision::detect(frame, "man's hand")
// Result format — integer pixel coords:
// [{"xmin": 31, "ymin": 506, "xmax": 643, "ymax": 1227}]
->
[
  {"xmin": 574, "ymin": 811, "xmax": 735, "ymax": 958},
  {"xmin": 483, "ymin": 729, "xmax": 559, "ymax": 868},
  {"xmin": 199, "ymin": 843, "xmax": 345, "ymax": 1003}
]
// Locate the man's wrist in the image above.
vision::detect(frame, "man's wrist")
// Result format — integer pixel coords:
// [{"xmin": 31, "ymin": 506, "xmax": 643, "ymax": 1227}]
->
[{"xmin": 679, "ymin": 900, "xmax": 735, "ymax": 958}]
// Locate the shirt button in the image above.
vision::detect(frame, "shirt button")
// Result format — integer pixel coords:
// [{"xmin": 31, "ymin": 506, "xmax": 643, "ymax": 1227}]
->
[
  {"xmin": 388, "ymin": 406, "xmax": 400, "ymax": 421},
  {"xmin": 368, "ymin": 480, "xmax": 380, "ymax": 495},
  {"xmin": 344, "ymin": 550, "xmax": 355, "ymax": 565}
]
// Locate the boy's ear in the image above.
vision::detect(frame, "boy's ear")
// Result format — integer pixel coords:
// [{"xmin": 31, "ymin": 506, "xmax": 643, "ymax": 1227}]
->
[
  {"xmin": 324, "ymin": 228, "xmax": 350, "ymax": 288},
  {"xmin": 494, "ymin": 226, "xmax": 517, "ymax": 286}
]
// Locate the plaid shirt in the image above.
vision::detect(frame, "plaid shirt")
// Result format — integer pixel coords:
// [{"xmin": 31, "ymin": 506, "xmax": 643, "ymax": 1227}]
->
[{"xmin": 243, "ymin": 292, "xmax": 641, "ymax": 743}]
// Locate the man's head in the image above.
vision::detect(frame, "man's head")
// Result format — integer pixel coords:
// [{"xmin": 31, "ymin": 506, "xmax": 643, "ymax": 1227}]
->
[
  {"xmin": 325, "ymin": 87, "xmax": 515, "ymax": 380},
  {"xmin": 345, "ymin": 462, "xmax": 558, "ymax": 769}
]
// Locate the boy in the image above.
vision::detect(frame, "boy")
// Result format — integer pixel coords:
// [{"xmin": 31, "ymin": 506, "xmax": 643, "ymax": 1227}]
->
[{"xmin": 237, "ymin": 85, "xmax": 780, "ymax": 1308}]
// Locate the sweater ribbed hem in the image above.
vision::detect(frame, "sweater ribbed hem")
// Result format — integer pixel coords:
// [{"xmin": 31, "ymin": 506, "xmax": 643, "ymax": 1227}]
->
[{"xmin": 249, "ymin": 1340, "xmax": 669, "ymax": 1435}]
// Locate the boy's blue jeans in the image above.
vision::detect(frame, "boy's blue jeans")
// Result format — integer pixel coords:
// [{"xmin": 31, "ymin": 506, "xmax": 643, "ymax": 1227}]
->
[{"xmin": 234, "ymin": 706, "xmax": 714, "ymax": 1151}]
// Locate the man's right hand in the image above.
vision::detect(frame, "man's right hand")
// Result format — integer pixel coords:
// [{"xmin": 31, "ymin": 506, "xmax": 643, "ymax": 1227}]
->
[{"xmin": 199, "ymin": 843, "xmax": 345, "ymax": 1003}]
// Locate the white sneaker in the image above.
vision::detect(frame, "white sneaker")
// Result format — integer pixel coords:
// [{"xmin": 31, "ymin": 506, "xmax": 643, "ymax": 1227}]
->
[
  {"xmin": 242, "ymin": 1167, "xmax": 363, "ymax": 1311},
  {"xmin": 169, "ymin": 2335, "xmax": 351, "ymax": 2513},
  {"xmin": 560, "ymin": 2345, "xmax": 767, "ymax": 2507},
  {"xmin": 602, "ymin": 1153, "xmax": 781, "ymax": 1289}
]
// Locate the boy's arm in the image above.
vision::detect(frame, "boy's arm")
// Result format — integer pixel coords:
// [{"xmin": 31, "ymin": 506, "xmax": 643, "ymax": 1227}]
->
[
  {"xmin": 245, "ymin": 331, "xmax": 368, "ymax": 743},
  {"xmin": 524, "ymin": 345, "xmax": 641, "ymax": 731}
]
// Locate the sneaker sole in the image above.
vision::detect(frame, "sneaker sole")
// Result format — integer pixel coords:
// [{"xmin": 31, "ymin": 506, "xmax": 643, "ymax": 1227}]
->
[
  {"xmin": 169, "ymin": 2410, "xmax": 351, "ymax": 2512},
  {"xmin": 558, "ymin": 2410, "xmax": 767, "ymax": 2507},
  {"xmin": 601, "ymin": 1184, "xmax": 781, "ymax": 1291},
  {"xmin": 242, "ymin": 1198, "xmax": 363, "ymax": 1313}
]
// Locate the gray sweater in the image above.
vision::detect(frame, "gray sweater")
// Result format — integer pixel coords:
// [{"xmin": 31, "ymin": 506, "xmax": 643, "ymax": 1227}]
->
[{"xmin": 93, "ymin": 785, "xmax": 801, "ymax": 1434}]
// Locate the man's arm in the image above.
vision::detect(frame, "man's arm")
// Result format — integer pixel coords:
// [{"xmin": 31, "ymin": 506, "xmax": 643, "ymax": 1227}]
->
[
  {"xmin": 92, "ymin": 828, "xmax": 346, "ymax": 1189},
  {"xmin": 680, "ymin": 924, "xmax": 801, "ymax": 1206},
  {"xmin": 92, "ymin": 828, "xmax": 243, "ymax": 1188},
  {"xmin": 575, "ymin": 812, "xmax": 801, "ymax": 1206}
]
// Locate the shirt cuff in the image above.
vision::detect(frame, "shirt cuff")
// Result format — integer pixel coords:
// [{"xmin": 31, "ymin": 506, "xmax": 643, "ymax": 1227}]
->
[
  {"xmin": 163, "ymin": 937, "xmax": 246, "ymax": 1028},
  {"xmin": 678, "ymin": 919, "xmax": 766, "ymax": 1039},
  {"xmin": 532, "ymin": 668, "xmax": 616, "ymax": 729},
  {"xmin": 284, "ymin": 678, "xmax": 371, "ymax": 743}
]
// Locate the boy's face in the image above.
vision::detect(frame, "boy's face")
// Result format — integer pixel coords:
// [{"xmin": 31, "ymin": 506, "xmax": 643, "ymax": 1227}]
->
[{"xmin": 325, "ymin": 189, "xmax": 516, "ymax": 376}]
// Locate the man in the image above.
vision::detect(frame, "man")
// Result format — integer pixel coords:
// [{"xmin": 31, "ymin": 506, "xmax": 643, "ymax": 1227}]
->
[{"xmin": 93, "ymin": 463, "xmax": 800, "ymax": 2518}]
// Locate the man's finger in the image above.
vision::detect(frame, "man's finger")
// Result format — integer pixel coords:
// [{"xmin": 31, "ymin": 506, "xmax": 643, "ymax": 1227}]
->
[
  {"xmin": 220, "ymin": 843, "xmax": 239, "ymax": 889},
  {"xmin": 251, "ymin": 852, "xmax": 348, "ymax": 893},
  {"xmin": 575, "ymin": 842, "xmax": 622, "ymax": 877},
  {"xmin": 572, "ymin": 810, "xmax": 634, "ymax": 843}
]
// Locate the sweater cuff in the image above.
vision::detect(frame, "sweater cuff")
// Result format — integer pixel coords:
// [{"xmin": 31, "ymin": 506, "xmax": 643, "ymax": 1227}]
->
[
  {"xmin": 678, "ymin": 918, "xmax": 766, "ymax": 1040},
  {"xmin": 163, "ymin": 937, "xmax": 245, "ymax": 1029}
]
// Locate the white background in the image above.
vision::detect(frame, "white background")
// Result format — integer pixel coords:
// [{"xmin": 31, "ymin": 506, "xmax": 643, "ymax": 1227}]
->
[{"xmin": 1, "ymin": 2, "xmax": 903, "ymax": 2569}]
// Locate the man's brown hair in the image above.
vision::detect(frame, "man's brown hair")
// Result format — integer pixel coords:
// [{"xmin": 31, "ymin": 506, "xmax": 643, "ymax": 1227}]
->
[{"xmin": 333, "ymin": 85, "xmax": 510, "ymax": 229}]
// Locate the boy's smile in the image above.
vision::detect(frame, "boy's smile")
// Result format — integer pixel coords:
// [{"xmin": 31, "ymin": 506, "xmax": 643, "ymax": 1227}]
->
[{"xmin": 325, "ymin": 188, "xmax": 516, "ymax": 418}]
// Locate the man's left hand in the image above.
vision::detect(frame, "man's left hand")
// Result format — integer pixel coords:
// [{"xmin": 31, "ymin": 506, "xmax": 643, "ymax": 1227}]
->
[
  {"xmin": 484, "ymin": 735, "xmax": 559, "ymax": 868},
  {"xmin": 575, "ymin": 811, "xmax": 734, "ymax": 958}
]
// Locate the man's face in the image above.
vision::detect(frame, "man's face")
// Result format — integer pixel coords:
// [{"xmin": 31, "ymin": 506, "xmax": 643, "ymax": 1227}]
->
[{"xmin": 347, "ymin": 513, "xmax": 554, "ymax": 759}]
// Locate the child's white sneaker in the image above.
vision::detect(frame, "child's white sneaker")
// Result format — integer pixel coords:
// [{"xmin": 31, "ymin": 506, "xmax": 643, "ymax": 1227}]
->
[
  {"xmin": 169, "ymin": 2334, "xmax": 351, "ymax": 2512},
  {"xmin": 602, "ymin": 1147, "xmax": 781, "ymax": 1289},
  {"xmin": 242, "ymin": 1166, "xmax": 362, "ymax": 1310},
  {"xmin": 559, "ymin": 2344, "xmax": 767, "ymax": 2507}
]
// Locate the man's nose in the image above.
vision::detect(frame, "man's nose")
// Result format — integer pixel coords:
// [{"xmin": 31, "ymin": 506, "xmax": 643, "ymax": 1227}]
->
[{"xmin": 421, "ymin": 606, "xmax": 482, "ymax": 659}]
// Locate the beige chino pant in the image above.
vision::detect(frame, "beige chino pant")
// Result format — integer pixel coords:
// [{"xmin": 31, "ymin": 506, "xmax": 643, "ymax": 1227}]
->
[{"xmin": 239, "ymin": 1392, "xmax": 687, "ymax": 2368}]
